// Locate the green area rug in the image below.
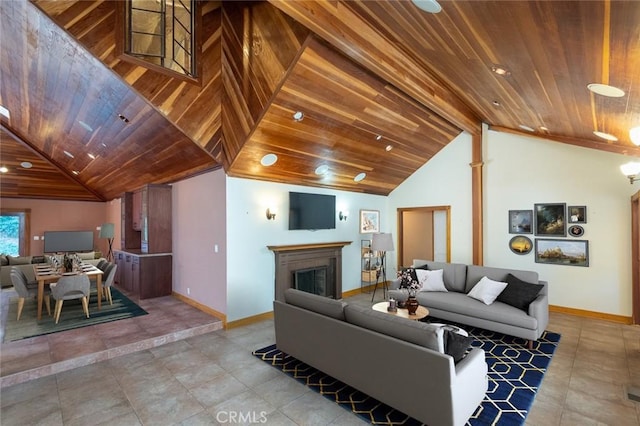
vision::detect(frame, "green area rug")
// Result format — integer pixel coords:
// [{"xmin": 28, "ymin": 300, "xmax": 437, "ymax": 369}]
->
[{"xmin": 3, "ymin": 287, "xmax": 147, "ymax": 342}]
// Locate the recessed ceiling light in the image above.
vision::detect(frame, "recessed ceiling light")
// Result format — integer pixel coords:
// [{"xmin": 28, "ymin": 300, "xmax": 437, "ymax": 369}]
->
[
  {"xmin": 101, "ymin": 143, "xmax": 107, "ymax": 148},
  {"xmin": 315, "ymin": 165, "xmax": 329, "ymax": 175},
  {"xmin": 412, "ymin": 0, "xmax": 442, "ymax": 13},
  {"xmin": 354, "ymin": 172, "xmax": 366, "ymax": 182},
  {"xmin": 491, "ymin": 65, "xmax": 511, "ymax": 77},
  {"xmin": 118, "ymin": 114, "xmax": 130, "ymax": 123},
  {"xmin": 630, "ymin": 126, "xmax": 640, "ymax": 146},
  {"xmin": 375, "ymin": 135, "xmax": 382, "ymax": 141},
  {"xmin": 518, "ymin": 125, "xmax": 535, "ymax": 132},
  {"xmin": 20, "ymin": 162, "xmax": 32, "ymax": 169},
  {"xmin": 587, "ymin": 83, "xmax": 625, "ymax": 98},
  {"xmin": 88, "ymin": 153, "xmax": 96, "ymax": 160},
  {"xmin": 260, "ymin": 153, "xmax": 278, "ymax": 166},
  {"xmin": 78, "ymin": 120, "xmax": 93, "ymax": 132},
  {"xmin": 0, "ymin": 166, "xmax": 8, "ymax": 173},
  {"xmin": 72, "ymin": 170, "xmax": 79, "ymax": 175},
  {"xmin": 63, "ymin": 150, "xmax": 74, "ymax": 158},
  {"xmin": 492, "ymin": 100, "xmax": 501, "ymax": 106},
  {"xmin": 540, "ymin": 126, "xmax": 549, "ymax": 132},
  {"xmin": 385, "ymin": 145, "xmax": 393, "ymax": 152},
  {"xmin": 593, "ymin": 131, "xmax": 618, "ymax": 141},
  {"xmin": 0, "ymin": 105, "xmax": 9, "ymax": 119},
  {"xmin": 292, "ymin": 111, "xmax": 304, "ymax": 121}
]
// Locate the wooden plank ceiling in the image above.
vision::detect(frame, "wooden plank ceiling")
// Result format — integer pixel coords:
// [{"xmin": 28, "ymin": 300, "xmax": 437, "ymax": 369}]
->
[{"xmin": 1, "ymin": 0, "xmax": 639, "ymax": 201}]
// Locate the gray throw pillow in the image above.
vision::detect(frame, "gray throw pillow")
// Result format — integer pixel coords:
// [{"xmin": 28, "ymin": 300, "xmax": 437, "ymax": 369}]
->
[{"xmin": 496, "ymin": 273, "xmax": 544, "ymax": 311}]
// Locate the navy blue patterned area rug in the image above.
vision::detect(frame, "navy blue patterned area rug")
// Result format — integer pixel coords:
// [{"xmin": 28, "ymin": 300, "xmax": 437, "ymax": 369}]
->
[{"xmin": 253, "ymin": 325, "xmax": 560, "ymax": 425}]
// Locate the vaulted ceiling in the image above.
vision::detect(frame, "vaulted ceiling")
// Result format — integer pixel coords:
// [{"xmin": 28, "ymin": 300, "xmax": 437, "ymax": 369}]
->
[{"xmin": 1, "ymin": 0, "xmax": 639, "ymax": 201}]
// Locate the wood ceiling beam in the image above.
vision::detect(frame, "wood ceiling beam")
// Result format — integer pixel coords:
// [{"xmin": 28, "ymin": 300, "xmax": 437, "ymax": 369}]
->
[{"xmin": 268, "ymin": 0, "xmax": 481, "ymax": 135}]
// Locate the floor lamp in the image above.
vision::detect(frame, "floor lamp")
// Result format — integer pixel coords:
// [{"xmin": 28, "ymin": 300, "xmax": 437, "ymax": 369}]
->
[
  {"xmin": 99, "ymin": 223, "xmax": 115, "ymax": 262},
  {"xmin": 371, "ymin": 232, "xmax": 394, "ymax": 302}
]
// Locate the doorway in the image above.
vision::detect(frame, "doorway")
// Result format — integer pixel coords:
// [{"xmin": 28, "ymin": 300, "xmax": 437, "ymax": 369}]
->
[
  {"xmin": 632, "ymin": 191, "xmax": 639, "ymax": 325},
  {"xmin": 397, "ymin": 206, "xmax": 450, "ymax": 267}
]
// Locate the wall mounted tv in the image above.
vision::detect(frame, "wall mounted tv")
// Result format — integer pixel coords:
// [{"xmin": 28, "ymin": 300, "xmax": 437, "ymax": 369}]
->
[
  {"xmin": 43, "ymin": 231, "xmax": 94, "ymax": 253},
  {"xmin": 288, "ymin": 192, "xmax": 336, "ymax": 230}
]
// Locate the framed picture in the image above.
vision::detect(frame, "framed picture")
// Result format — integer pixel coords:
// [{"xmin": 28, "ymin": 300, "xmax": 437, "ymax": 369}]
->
[
  {"xmin": 568, "ymin": 225, "xmax": 584, "ymax": 237},
  {"xmin": 508, "ymin": 210, "xmax": 533, "ymax": 234},
  {"xmin": 535, "ymin": 238, "xmax": 589, "ymax": 267},
  {"xmin": 359, "ymin": 210, "xmax": 380, "ymax": 233},
  {"xmin": 568, "ymin": 206, "xmax": 587, "ymax": 223},
  {"xmin": 534, "ymin": 203, "xmax": 566, "ymax": 236},
  {"xmin": 509, "ymin": 235, "xmax": 533, "ymax": 255}
]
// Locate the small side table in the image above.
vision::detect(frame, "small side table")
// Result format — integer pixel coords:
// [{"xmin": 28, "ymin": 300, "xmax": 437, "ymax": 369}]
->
[{"xmin": 372, "ymin": 301, "xmax": 429, "ymax": 321}]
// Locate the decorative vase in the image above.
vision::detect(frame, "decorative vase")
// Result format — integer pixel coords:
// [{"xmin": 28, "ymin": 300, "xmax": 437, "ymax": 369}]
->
[{"xmin": 406, "ymin": 296, "xmax": 419, "ymax": 315}]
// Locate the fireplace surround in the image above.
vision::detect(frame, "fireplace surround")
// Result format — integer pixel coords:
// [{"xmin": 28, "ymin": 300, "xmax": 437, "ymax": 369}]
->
[{"xmin": 268, "ymin": 242, "xmax": 351, "ymax": 301}]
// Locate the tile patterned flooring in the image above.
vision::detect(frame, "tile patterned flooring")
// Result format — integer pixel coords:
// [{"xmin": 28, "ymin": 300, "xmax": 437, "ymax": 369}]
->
[{"xmin": 0, "ymin": 289, "xmax": 639, "ymax": 425}]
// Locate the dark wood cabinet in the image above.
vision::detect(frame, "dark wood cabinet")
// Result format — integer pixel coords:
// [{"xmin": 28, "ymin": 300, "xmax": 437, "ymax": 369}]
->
[
  {"xmin": 114, "ymin": 250, "xmax": 172, "ymax": 299},
  {"xmin": 132, "ymin": 190, "xmax": 142, "ymax": 231},
  {"xmin": 121, "ymin": 192, "xmax": 141, "ymax": 250},
  {"xmin": 122, "ymin": 184, "xmax": 171, "ymax": 254}
]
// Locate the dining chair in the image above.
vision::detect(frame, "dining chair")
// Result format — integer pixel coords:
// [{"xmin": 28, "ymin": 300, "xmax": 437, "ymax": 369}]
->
[
  {"xmin": 10, "ymin": 267, "xmax": 51, "ymax": 320},
  {"xmin": 102, "ymin": 263, "xmax": 117, "ymax": 305},
  {"xmin": 96, "ymin": 259, "xmax": 109, "ymax": 271},
  {"xmin": 50, "ymin": 274, "xmax": 91, "ymax": 324}
]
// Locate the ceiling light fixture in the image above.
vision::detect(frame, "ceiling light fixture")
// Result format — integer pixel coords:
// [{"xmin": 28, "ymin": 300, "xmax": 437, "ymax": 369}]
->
[
  {"xmin": 72, "ymin": 170, "xmax": 79, "ymax": 175},
  {"xmin": 587, "ymin": 83, "xmax": 625, "ymax": 98},
  {"xmin": 412, "ymin": 0, "xmax": 442, "ymax": 14},
  {"xmin": 354, "ymin": 172, "xmax": 366, "ymax": 182},
  {"xmin": 315, "ymin": 165, "xmax": 329, "ymax": 175},
  {"xmin": 518, "ymin": 125, "xmax": 535, "ymax": 132},
  {"xmin": 88, "ymin": 153, "xmax": 96, "ymax": 160},
  {"xmin": 492, "ymin": 100, "xmax": 501, "ymax": 106},
  {"xmin": 78, "ymin": 120, "xmax": 93, "ymax": 132},
  {"xmin": 260, "ymin": 153, "xmax": 278, "ymax": 166},
  {"xmin": 0, "ymin": 105, "xmax": 10, "ymax": 119},
  {"xmin": 620, "ymin": 161, "xmax": 640, "ymax": 184},
  {"xmin": 292, "ymin": 111, "xmax": 304, "ymax": 121},
  {"xmin": 630, "ymin": 127, "xmax": 640, "ymax": 146},
  {"xmin": 385, "ymin": 145, "xmax": 393, "ymax": 152},
  {"xmin": 593, "ymin": 131, "xmax": 618, "ymax": 141},
  {"xmin": 118, "ymin": 114, "xmax": 130, "ymax": 123},
  {"xmin": 540, "ymin": 126, "xmax": 549, "ymax": 132},
  {"xmin": 63, "ymin": 150, "xmax": 75, "ymax": 158},
  {"xmin": 0, "ymin": 166, "xmax": 8, "ymax": 173},
  {"xmin": 491, "ymin": 65, "xmax": 511, "ymax": 77},
  {"xmin": 20, "ymin": 162, "xmax": 32, "ymax": 169},
  {"xmin": 375, "ymin": 135, "xmax": 382, "ymax": 141}
]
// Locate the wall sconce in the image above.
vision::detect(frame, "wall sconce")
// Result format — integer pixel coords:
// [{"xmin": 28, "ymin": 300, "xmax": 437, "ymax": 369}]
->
[
  {"xmin": 339, "ymin": 211, "xmax": 348, "ymax": 221},
  {"xmin": 266, "ymin": 208, "xmax": 276, "ymax": 220},
  {"xmin": 620, "ymin": 161, "xmax": 640, "ymax": 184}
]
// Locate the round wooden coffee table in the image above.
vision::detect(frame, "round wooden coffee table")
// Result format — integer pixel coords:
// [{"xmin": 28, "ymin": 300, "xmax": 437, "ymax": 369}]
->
[{"xmin": 372, "ymin": 301, "xmax": 429, "ymax": 321}]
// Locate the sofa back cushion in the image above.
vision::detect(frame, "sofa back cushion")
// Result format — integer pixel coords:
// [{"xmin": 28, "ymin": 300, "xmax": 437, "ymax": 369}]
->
[
  {"xmin": 465, "ymin": 265, "xmax": 539, "ymax": 293},
  {"xmin": 8, "ymin": 256, "xmax": 32, "ymax": 265},
  {"xmin": 284, "ymin": 288, "xmax": 347, "ymax": 320},
  {"xmin": 344, "ymin": 304, "xmax": 444, "ymax": 352},
  {"xmin": 412, "ymin": 260, "xmax": 467, "ymax": 293}
]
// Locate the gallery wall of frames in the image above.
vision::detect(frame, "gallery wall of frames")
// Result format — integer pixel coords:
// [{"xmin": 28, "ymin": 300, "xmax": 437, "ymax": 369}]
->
[{"xmin": 508, "ymin": 203, "xmax": 589, "ymax": 267}]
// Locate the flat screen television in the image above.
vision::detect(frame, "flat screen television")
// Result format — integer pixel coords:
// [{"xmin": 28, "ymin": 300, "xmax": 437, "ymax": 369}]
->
[
  {"xmin": 288, "ymin": 192, "xmax": 336, "ymax": 230},
  {"xmin": 43, "ymin": 231, "xmax": 94, "ymax": 253}
]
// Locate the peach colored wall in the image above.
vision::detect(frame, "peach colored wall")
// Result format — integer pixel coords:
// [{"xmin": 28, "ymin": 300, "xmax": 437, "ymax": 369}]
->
[
  {"xmin": 1, "ymin": 198, "xmax": 108, "ymax": 256},
  {"xmin": 172, "ymin": 170, "xmax": 227, "ymax": 315}
]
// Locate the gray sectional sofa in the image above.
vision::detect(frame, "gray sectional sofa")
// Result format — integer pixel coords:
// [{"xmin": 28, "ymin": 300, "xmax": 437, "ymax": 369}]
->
[
  {"xmin": 274, "ymin": 288, "xmax": 488, "ymax": 426},
  {"xmin": 0, "ymin": 253, "xmax": 104, "ymax": 288},
  {"xmin": 389, "ymin": 260, "xmax": 549, "ymax": 348}
]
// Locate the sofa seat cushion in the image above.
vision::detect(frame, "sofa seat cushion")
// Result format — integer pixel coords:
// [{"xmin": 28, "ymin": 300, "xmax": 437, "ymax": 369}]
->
[
  {"xmin": 416, "ymin": 292, "xmax": 538, "ymax": 330},
  {"xmin": 284, "ymin": 288, "xmax": 347, "ymax": 320},
  {"xmin": 344, "ymin": 304, "xmax": 444, "ymax": 352}
]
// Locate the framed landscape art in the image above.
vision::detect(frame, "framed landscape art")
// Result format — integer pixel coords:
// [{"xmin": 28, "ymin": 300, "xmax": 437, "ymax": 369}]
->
[
  {"xmin": 534, "ymin": 203, "xmax": 566, "ymax": 236},
  {"xmin": 535, "ymin": 238, "xmax": 589, "ymax": 267},
  {"xmin": 508, "ymin": 210, "xmax": 533, "ymax": 234},
  {"xmin": 509, "ymin": 235, "xmax": 533, "ymax": 255}
]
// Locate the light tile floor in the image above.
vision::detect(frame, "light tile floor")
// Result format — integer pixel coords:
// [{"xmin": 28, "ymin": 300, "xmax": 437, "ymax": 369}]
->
[{"xmin": 1, "ymin": 290, "xmax": 639, "ymax": 425}]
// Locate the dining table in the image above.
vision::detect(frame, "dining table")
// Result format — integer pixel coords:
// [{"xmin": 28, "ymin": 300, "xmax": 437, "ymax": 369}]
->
[{"xmin": 33, "ymin": 263, "xmax": 105, "ymax": 320}]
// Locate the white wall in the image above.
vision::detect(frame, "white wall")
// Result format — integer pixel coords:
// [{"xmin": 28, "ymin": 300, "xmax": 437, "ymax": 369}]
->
[
  {"xmin": 225, "ymin": 177, "xmax": 386, "ymax": 322},
  {"xmin": 389, "ymin": 129, "xmax": 636, "ymax": 317},
  {"xmin": 484, "ymin": 130, "xmax": 636, "ymax": 316},
  {"xmin": 172, "ymin": 169, "xmax": 227, "ymax": 314},
  {"xmin": 388, "ymin": 132, "xmax": 474, "ymax": 274}
]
